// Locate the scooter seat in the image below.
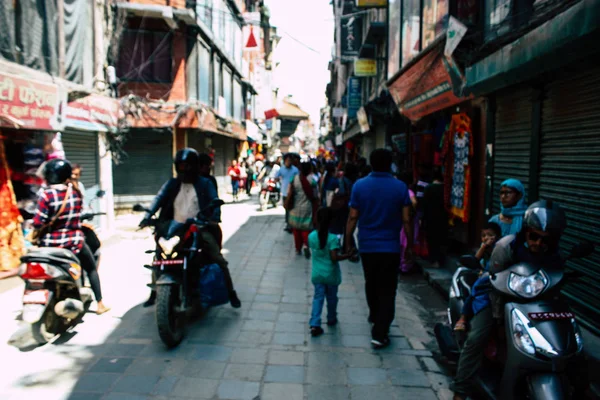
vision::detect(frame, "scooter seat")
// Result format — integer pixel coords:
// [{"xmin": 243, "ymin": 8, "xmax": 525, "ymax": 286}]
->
[{"xmin": 22, "ymin": 247, "xmax": 80, "ymax": 266}]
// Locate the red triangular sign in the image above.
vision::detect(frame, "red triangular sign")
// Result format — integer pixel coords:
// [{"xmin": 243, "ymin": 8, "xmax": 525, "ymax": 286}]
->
[{"xmin": 246, "ymin": 26, "xmax": 258, "ymax": 48}]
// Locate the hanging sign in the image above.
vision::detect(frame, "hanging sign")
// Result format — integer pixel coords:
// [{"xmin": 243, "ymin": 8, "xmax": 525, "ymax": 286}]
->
[
  {"xmin": 0, "ymin": 72, "xmax": 61, "ymax": 130},
  {"xmin": 347, "ymin": 77, "xmax": 362, "ymax": 118},
  {"xmin": 388, "ymin": 46, "xmax": 472, "ymax": 122},
  {"xmin": 341, "ymin": 17, "xmax": 363, "ymax": 57},
  {"xmin": 444, "ymin": 16, "xmax": 468, "ymax": 57},
  {"xmin": 332, "ymin": 107, "xmax": 345, "ymax": 118},
  {"xmin": 354, "ymin": 59, "xmax": 377, "ymax": 77},
  {"xmin": 356, "ymin": 0, "xmax": 387, "ymax": 7},
  {"xmin": 357, "ymin": 107, "xmax": 370, "ymax": 133},
  {"xmin": 63, "ymin": 94, "xmax": 120, "ymax": 132}
]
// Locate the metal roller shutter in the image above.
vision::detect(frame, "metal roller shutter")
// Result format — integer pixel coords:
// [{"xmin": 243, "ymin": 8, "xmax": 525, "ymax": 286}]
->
[
  {"xmin": 187, "ymin": 131, "xmax": 205, "ymax": 154},
  {"xmin": 492, "ymin": 87, "xmax": 533, "ymax": 213},
  {"xmin": 62, "ymin": 130, "xmax": 99, "ymax": 189},
  {"xmin": 538, "ymin": 67, "xmax": 600, "ymax": 335},
  {"xmin": 113, "ymin": 129, "xmax": 173, "ymax": 196}
]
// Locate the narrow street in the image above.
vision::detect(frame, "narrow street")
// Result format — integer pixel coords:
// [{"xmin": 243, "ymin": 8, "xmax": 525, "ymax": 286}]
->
[{"xmin": 0, "ymin": 201, "xmax": 450, "ymax": 400}]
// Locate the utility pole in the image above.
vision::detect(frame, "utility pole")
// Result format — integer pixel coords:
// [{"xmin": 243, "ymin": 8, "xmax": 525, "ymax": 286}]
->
[{"xmin": 57, "ymin": 0, "xmax": 65, "ymax": 78}]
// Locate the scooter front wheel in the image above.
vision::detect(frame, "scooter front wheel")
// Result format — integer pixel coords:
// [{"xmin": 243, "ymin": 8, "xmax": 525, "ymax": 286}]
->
[{"xmin": 156, "ymin": 285, "xmax": 185, "ymax": 348}]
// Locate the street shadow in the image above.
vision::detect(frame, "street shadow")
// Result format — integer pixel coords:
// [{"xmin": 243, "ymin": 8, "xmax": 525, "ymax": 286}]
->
[{"xmin": 2, "ymin": 212, "xmax": 283, "ymax": 399}]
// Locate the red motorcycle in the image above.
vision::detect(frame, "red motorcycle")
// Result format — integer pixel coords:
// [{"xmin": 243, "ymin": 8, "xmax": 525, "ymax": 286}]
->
[{"xmin": 259, "ymin": 178, "xmax": 281, "ymax": 211}]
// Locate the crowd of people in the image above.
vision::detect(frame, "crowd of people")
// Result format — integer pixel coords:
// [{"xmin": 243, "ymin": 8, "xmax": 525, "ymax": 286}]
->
[{"xmin": 268, "ymin": 148, "xmax": 576, "ymax": 399}]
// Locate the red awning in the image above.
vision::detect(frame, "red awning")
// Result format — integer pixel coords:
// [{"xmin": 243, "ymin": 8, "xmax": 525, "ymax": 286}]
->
[{"xmin": 387, "ymin": 42, "xmax": 472, "ymax": 122}]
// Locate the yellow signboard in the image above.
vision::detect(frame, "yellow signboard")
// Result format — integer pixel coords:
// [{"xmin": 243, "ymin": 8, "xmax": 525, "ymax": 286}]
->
[
  {"xmin": 356, "ymin": 0, "xmax": 387, "ymax": 7},
  {"xmin": 354, "ymin": 59, "xmax": 377, "ymax": 77}
]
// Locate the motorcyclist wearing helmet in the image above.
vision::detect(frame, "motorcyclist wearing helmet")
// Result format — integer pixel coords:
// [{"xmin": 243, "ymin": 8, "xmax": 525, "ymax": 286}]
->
[
  {"xmin": 33, "ymin": 159, "xmax": 110, "ymax": 315},
  {"xmin": 139, "ymin": 148, "xmax": 241, "ymax": 308},
  {"xmin": 452, "ymin": 200, "xmax": 568, "ymax": 400}
]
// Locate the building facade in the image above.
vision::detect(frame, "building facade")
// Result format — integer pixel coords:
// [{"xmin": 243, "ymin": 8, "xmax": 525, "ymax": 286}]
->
[
  {"xmin": 0, "ymin": 0, "xmax": 119, "ymax": 238},
  {"xmin": 326, "ymin": 0, "xmax": 600, "ymax": 335},
  {"xmin": 111, "ymin": 0, "xmax": 255, "ymax": 202}
]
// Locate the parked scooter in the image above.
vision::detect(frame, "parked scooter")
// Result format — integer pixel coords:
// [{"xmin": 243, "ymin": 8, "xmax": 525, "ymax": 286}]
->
[
  {"xmin": 134, "ymin": 198, "xmax": 227, "ymax": 348},
  {"xmin": 258, "ymin": 178, "xmax": 281, "ymax": 211},
  {"xmin": 435, "ymin": 242, "xmax": 594, "ymax": 399},
  {"xmin": 18, "ymin": 190, "xmax": 107, "ymax": 344}
]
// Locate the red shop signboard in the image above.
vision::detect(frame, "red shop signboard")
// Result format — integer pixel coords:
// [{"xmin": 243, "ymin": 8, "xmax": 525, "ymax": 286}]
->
[
  {"xmin": 388, "ymin": 47, "xmax": 471, "ymax": 122},
  {"xmin": 0, "ymin": 72, "xmax": 60, "ymax": 130},
  {"xmin": 63, "ymin": 94, "xmax": 120, "ymax": 132}
]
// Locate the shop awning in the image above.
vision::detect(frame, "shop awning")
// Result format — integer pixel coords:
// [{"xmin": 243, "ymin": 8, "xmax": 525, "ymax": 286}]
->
[
  {"xmin": 387, "ymin": 40, "xmax": 472, "ymax": 122},
  {"xmin": 342, "ymin": 121, "xmax": 361, "ymax": 142},
  {"xmin": 464, "ymin": 0, "xmax": 600, "ymax": 96}
]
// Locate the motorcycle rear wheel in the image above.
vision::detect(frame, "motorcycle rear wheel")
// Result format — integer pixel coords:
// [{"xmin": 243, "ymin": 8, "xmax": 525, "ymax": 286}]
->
[
  {"xmin": 32, "ymin": 304, "xmax": 64, "ymax": 344},
  {"xmin": 156, "ymin": 285, "xmax": 185, "ymax": 348},
  {"xmin": 259, "ymin": 192, "xmax": 269, "ymax": 211}
]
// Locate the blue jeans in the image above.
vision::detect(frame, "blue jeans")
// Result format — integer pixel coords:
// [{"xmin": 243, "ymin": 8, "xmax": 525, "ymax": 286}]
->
[
  {"xmin": 232, "ymin": 180, "xmax": 240, "ymax": 197},
  {"xmin": 310, "ymin": 283, "xmax": 339, "ymax": 327}
]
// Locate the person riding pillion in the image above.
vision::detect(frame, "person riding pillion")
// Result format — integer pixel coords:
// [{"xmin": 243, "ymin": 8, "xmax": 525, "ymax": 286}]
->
[{"xmin": 139, "ymin": 148, "xmax": 241, "ymax": 308}]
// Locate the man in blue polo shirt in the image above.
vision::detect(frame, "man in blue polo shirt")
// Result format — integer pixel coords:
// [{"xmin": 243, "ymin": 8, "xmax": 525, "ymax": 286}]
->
[{"xmin": 346, "ymin": 148, "xmax": 413, "ymax": 348}]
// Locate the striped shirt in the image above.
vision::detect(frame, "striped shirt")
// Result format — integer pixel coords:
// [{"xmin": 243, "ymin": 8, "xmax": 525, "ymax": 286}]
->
[{"xmin": 33, "ymin": 184, "xmax": 84, "ymax": 254}]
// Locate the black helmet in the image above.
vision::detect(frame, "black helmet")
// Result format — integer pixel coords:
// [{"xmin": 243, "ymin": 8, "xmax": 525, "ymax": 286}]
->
[
  {"xmin": 523, "ymin": 200, "xmax": 567, "ymax": 239},
  {"xmin": 44, "ymin": 159, "xmax": 73, "ymax": 185},
  {"xmin": 174, "ymin": 148, "xmax": 199, "ymax": 182}
]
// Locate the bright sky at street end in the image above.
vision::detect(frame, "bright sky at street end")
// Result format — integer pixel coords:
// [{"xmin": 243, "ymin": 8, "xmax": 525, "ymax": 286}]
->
[{"xmin": 265, "ymin": 0, "xmax": 334, "ymax": 126}]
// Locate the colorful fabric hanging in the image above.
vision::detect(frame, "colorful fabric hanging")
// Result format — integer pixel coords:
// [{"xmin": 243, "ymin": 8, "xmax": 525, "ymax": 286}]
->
[
  {"xmin": 0, "ymin": 135, "xmax": 26, "ymax": 273},
  {"xmin": 441, "ymin": 113, "xmax": 473, "ymax": 223}
]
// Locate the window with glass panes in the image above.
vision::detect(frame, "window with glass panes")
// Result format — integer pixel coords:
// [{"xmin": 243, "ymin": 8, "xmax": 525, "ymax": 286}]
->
[
  {"xmin": 401, "ymin": 0, "xmax": 421, "ymax": 66},
  {"xmin": 422, "ymin": 0, "xmax": 448, "ymax": 48},
  {"xmin": 198, "ymin": 40, "xmax": 211, "ymax": 105},
  {"xmin": 223, "ymin": 67, "xmax": 233, "ymax": 118}
]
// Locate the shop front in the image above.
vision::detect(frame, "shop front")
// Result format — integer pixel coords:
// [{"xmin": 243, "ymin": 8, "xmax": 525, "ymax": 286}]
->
[
  {"xmin": 462, "ymin": 0, "xmax": 600, "ymax": 333},
  {"xmin": 0, "ymin": 72, "xmax": 61, "ymax": 274},
  {"xmin": 61, "ymin": 93, "xmax": 120, "ymax": 233},
  {"xmin": 387, "ymin": 40, "xmax": 485, "ymax": 249}
]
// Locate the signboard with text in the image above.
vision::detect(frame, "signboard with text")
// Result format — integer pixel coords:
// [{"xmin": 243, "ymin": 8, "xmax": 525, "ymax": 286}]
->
[
  {"xmin": 356, "ymin": 0, "xmax": 387, "ymax": 7},
  {"xmin": 0, "ymin": 72, "xmax": 60, "ymax": 130},
  {"xmin": 354, "ymin": 59, "xmax": 377, "ymax": 77},
  {"xmin": 347, "ymin": 77, "xmax": 362, "ymax": 118},
  {"xmin": 341, "ymin": 17, "xmax": 363, "ymax": 57},
  {"xmin": 63, "ymin": 94, "xmax": 120, "ymax": 132},
  {"xmin": 388, "ymin": 46, "xmax": 472, "ymax": 121}
]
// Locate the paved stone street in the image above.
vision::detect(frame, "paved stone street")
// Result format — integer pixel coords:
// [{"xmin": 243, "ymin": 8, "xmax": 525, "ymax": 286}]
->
[{"xmin": 0, "ymin": 201, "xmax": 451, "ymax": 400}]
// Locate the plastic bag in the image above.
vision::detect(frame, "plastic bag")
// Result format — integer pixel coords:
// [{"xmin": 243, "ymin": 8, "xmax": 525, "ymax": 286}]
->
[{"xmin": 198, "ymin": 263, "xmax": 230, "ymax": 307}]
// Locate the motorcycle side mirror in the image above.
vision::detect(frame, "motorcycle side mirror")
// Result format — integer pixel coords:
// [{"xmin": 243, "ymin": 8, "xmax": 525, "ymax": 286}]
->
[
  {"xmin": 96, "ymin": 190, "xmax": 106, "ymax": 199},
  {"xmin": 132, "ymin": 204, "xmax": 147, "ymax": 213},
  {"xmin": 459, "ymin": 255, "xmax": 481, "ymax": 270},
  {"xmin": 568, "ymin": 242, "xmax": 595, "ymax": 260}
]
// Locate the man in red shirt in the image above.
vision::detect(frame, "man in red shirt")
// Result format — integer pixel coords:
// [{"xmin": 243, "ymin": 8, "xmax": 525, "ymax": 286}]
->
[{"xmin": 228, "ymin": 160, "xmax": 241, "ymax": 202}]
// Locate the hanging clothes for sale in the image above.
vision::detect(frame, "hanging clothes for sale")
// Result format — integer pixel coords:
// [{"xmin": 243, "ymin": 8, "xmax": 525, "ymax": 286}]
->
[
  {"xmin": 441, "ymin": 112, "xmax": 474, "ymax": 223},
  {"xmin": 0, "ymin": 135, "xmax": 26, "ymax": 274}
]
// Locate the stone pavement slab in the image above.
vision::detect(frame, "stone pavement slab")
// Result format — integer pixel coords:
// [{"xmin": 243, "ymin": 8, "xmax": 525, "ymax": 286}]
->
[{"xmin": 0, "ymin": 203, "xmax": 451, "ymax": 400}]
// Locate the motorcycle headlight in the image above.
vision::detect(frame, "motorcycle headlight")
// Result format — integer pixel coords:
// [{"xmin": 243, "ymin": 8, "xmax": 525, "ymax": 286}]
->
[
  {"xmin": 508, "ymin": 271, "xmax": 548, "ymax": 298},
  {"xmin": 158, "ymin": 236, "xmax": 180, "ymax": 256}
]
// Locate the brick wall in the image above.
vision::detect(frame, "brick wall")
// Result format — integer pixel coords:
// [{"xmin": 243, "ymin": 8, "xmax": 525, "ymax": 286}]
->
[{"xmin": 126, "ymin": 0, "xmax": 188, "ymax": 9}]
